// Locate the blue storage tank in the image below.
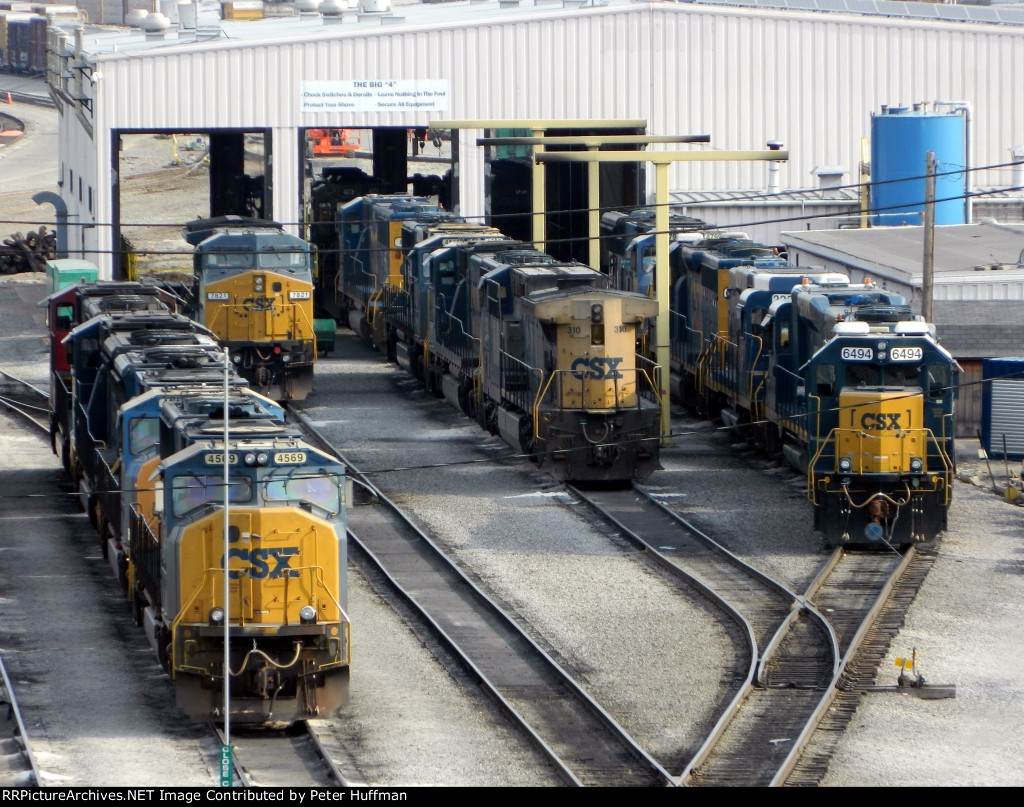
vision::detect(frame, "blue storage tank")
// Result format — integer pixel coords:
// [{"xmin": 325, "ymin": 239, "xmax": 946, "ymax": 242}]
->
[
  {"xmin": 981, "ymin": 357, "xmax": 1024, "ymax": 461},
  {"xmin": 870, "ymin": 106, "xmax": 967, "ymax": 226}
]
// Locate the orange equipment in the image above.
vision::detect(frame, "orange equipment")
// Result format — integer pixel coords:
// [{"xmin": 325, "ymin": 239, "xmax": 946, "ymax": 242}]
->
[{"xmin": 308, "ymin": 128, "xmax": 361, "ymax": 157}]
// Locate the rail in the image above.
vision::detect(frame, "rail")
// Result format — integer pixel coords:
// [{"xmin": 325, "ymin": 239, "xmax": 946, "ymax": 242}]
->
[
  {"xmin": 0, "ymin": 654, "xmax": 42, "ymax": 787},
  {"xmin": 74, "ymin": 415, "xmax": 121, "ymax": 537},
  {"xmin": 129, "ymin": 505, "xmax": 162, "ymax": 604}
]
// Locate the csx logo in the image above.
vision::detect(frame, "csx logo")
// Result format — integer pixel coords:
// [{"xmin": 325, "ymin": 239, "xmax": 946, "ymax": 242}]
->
[
  {"xmin": 570, "ymin": 357, "xmax": 624, "ymax": 380},
  {"xmin": 243, "ymin": 297, "xmax": 275, "ymax": 311},
  {"xmin": 224, "ymin": 547, "xmax": 300, "ymax": 579},
  {"xmin": 860, "ymin": 412, "xmax": 904, "ymax": 431}
]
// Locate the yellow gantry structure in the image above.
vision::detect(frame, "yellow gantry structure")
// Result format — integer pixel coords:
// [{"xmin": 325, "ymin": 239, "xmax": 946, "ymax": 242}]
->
[{"xmin": 431, "ymin": 118, "xmax": 789, "ymax": 442}]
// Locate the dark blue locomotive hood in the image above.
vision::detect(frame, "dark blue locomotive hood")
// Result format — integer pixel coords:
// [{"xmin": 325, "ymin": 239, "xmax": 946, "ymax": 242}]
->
[
  {"xmin": 800, "ymin": 319, "xmax": 959, "ymax": 376},
  {"xmin": 62, "ymin": 309, "xmax": 216, "ymax": 346}
]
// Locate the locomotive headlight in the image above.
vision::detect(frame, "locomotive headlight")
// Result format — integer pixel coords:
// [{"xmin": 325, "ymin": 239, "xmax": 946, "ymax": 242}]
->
[
  {"xmin": 232, "ymin": 354, "xmax": 242, "ymax": 364},
  {"xmin": 244, "ymin": 452, "xmax": 257, "ymax": 465},
  {"xmin": 256, "ymin": 451, "xmax": 269, "ymax": 465},
  {"xmin": 281, "ymin": 353, "xmax": 292, "ymax": 363},
  {"xmin": 877, "ymin": 341, "xmax": 887, "ymax": 351},
  {"xmin": 591, "ymin": 304, "xmax": 603, "ymax": 324},
  {"xmin": 299, "ymin": 605, "xmax": 317, "ymax": 624},
  {"xmin": 209, "ymin": 607, "xmax": 225, "ymax": 625},
  {"xmin": 910, "ymin": 457, "xmax": 924, "ymax": 473},
  {"xmin": 838, "ymin": 457, "xmax": 853, "ymax": 472}
]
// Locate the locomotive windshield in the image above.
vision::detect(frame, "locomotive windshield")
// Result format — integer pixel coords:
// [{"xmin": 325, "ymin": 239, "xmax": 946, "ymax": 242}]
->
[
  {"xmin": 264, "ymin": 467, "xmax": 341, "ymax": 516},
  {"xmin": 258, "ymin": 247, "xmax": 309, "ymax": 269},
  {"xmin": 845, "ymin": 362, "xmax": 922, "ymax": 388},
  {"xmin": 171, "ymin": 473, "xmax": 253, "ymax": 517},
  {"xmin": 128, "ymin": 416, "xmax": 160, "ymax": 457},
  {"xmin": 203, "ymin": 250, "xmax": 254, "ymax": 269}
]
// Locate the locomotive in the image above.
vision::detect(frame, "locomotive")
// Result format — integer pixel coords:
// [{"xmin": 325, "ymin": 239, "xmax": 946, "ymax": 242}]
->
[
  {"xmin": 45, "ymin": 280, "xmax": 352, "ymax": 725},
  {"xmin": 321, "ymin": 193, "xmax": 665, "ymax": 483},
  {"xmin": 182, "ymin": 216, "xmax": 320, "ymax": 402},
  {"xmin": 601, "ymin": 210, "xmax": 959, "ymax": 546}
]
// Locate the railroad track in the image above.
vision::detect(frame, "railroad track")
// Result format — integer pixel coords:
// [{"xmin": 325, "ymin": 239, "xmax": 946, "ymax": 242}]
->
[
  {"xmin": 0, "ymin": 369, "xmax": 50, "ymax": 434},
  {"xmin": 0, "ymin": 653, "xmax": 41, "ymax": 787},
  {"xmin": 289, "ymin": 405, "xmax": 673, "ymax": 787},
  {"xmin": 219, "ymin": 722, "xmax": 351, "ymax": 787},
  {"xmin": 570, "ymin": 483, "xmax": 931, "ymax": 786}
]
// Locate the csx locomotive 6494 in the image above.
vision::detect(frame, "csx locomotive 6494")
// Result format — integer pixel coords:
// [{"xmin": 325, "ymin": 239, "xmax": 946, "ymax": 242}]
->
[
  {"xmin": 45, "ymin": 280, "xmax": 351, "ymax": 725},
  {"xmin": 601, "ymin": 211, "xmax": 959, "ymax": 546},
  {"xmin": 184, "ymin": 217, "xmax": 319, "ymax": 402},
  {"xmin": 322, "ymin": 194, "xmax": 665, "ymax": 482}
]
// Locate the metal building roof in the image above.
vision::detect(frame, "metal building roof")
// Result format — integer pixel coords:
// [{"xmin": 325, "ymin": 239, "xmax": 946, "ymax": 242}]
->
[
  {"xmin": 781, "ymin": 221, "xmax": 1024, "ymax": 292},
  {"xmin": 686, "ymin": 0, "xmax": 1024, "ymax": 27},
  {"xmin": 57, "ymin": 0, "xmax": 1024, "ymax": 62}
]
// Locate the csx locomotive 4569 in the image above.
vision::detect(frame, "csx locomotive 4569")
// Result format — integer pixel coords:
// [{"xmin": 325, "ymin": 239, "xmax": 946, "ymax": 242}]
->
[
  {"xmin": 183, "ymin": 217, "xmax": 320, "ymax": 402},
  {"xmin": 320, "ymin": 193, "xmax": 665, "ymax": 483},
  {"xmin": 601, "ymin": 210, "xmax": 959, "ymax": 547},
  {"xmin": 44, "ymin": 278, "xmax": 352, "ymax": 725}
]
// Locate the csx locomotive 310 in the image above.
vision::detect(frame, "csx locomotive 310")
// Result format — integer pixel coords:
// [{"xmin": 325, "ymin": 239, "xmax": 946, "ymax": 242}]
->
[
  {"xmin": 322, "ymin": 194, "xmax": 665, "ymax": 482},
  {"xmin": 183, "ymin": 217, "xmax": 320, "ymax": 402},
  {"xmin": 601, "ymin": 211, "xmax": 959, "ymax": 547},
  {"xmin": 45, "ymin": 280, "xmax": 352, "ymax": 725}
]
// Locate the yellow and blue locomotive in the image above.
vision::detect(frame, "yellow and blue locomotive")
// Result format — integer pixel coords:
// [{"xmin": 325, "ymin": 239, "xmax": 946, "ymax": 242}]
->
[
  {"xmin": 136, "ymin": 393, "xmax": 351, "ymax": 725},
  {"xmin": 602, "ymin": 213, "xmax": 958, "ymax": 546},
  {"xmin": 763, "ymin": 280, "xmax": 958, "ymax": 547},
  {"xmin": 184, "ymin": 217, "xmax": 319, "ymax": 401},
  {"xmin": 327, "ymin": 194, "xmax": 665, "ymax": 482},
  {"xmin": 54, "ymin": 294, "xmax": 352, "ymax": 725}
]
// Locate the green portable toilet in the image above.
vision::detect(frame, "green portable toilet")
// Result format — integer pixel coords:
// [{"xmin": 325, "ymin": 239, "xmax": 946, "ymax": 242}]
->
[{"xmin": 45, "ymin": 259, "xmax": 99, "ymax": 295}]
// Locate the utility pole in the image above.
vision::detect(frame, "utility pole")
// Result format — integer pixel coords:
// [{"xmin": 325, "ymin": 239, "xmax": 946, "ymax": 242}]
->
[{"xmin": 922, "ymin": 151, "xmax": 936, "ymax": 323}]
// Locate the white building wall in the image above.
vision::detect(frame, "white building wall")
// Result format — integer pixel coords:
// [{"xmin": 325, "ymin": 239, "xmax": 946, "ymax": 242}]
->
[
  {"xmin": 61, "ymin": 106, "xmax": 99, "ymax": 262},
  {"xmin": 75, "ymin": 3, "xmax": 1024, "ymax": 274}
]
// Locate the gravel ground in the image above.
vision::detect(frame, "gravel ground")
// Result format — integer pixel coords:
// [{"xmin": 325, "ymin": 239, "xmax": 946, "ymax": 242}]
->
[{"xmin": 300, "ymin": 336, "xmax": 736, "ymax": 774}]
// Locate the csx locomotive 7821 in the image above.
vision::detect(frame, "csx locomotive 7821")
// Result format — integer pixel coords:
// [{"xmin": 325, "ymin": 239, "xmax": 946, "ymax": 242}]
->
[
  {"xmin": 601, "ymin": 211, "xmax": 959, "ymax": 546},
  {"xmin": 183, "ymin": 217, "xmax": 320, "ymax": 402},
  {"xmin": 45, "ymin": 279, "xmax": 352, "ymax": 725},
  {"xmin": 322, "ymin": 194, "xmax": 665, "ymax": 482}
]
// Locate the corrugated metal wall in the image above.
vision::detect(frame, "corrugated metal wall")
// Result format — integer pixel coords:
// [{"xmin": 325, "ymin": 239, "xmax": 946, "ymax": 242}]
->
[{"xmin": 87, "ymin": 4, "xmax": 1024, "ymax": 269}]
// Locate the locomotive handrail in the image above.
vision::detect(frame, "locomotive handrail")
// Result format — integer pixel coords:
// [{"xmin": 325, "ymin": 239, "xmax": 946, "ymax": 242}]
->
[
  {"xmin": 635, "ymin": 354, "xmax": 663, "ymax": 407},
  {"xmin": 170, "ymin": 561, "xmax": 350, "ymax": 677},
  {"xmin": 129, "ymin": 503, "xmax": 162, "ymax": 602},
  {"xmin": 771, "ymin": 364, "xmax": 808, "ymax": 439},
  {"xmin": 747, "ymin": 333, "xmax": 767, "ymax": 417},
  {"xmin": 209, "ymin": 301, "xmax": 316, "ymax": 346},
  {"xmin": 702, "ymin": 331, "xmax": 741, "ymax": 400},
  {"xmin": 532, "ymin": 363, "xmax": 662, "ymax": 428},
  {"xmin": 366, "ymin": 285, "xmax": 385, "ymax": 326},
  {"xmin": 807, "ymin": 427, "xmax": 954, "ymax": 506}
]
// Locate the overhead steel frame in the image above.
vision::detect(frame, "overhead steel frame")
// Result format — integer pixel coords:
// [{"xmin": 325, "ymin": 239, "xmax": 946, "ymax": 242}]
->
[{"xmin": 535, "ymin": 149, "xmax": 790, "ymax": 440}]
